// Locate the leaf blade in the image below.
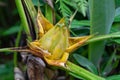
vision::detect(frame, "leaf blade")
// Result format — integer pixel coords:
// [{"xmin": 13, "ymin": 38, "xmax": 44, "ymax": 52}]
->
[
  {"xmin": 88, "ymin": 0, "xmax": 115, "ymax": 66},
  {"xmin": 73, "ymin": 54, "xmax": 98, "ymax": 75}
]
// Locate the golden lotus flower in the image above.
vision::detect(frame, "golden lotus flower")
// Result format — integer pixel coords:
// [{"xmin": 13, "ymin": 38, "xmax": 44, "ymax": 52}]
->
[{"xmin": 27, "ymin": 10, "xmax": 92, "ymax": 67}]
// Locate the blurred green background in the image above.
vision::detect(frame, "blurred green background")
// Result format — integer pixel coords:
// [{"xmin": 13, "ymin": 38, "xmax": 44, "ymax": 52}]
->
[{"xmin": 0, "ymin": 0, "xmax": 20, "ymax": 80}]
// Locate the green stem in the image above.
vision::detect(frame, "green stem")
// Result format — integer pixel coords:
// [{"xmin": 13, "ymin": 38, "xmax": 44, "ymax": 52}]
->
[
  {"xmin": 86, "ymin": 32, "xmax": 120, "ymax": 44},
  {"xmin": 69, "ymin": 29, "xmax": 78, "ymax": 37},
  {"xmin": 69, "ymin": 9, "xmax": 78, "ymax": 37},
  {"xmin": 69, "ymin": 9, "xmax": 78, "ymax": 28},
  {"xmin": 0, "ymin": 48, "xmax": 15, "ymax": 52},
  {"xmin": 15, "ymin": 0, "xmax": 32, "ymax": 41},
  {"xmin": 64, "ymin": 61, "xmax": 105, "ymax": 80},
  {"xmin": 13, "ymin": 25, "xmax": 23, "ymax": 67}
]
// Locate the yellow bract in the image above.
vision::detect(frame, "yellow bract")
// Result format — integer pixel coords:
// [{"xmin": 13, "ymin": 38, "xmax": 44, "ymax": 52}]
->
[{"xmin": 28, "ymin": 9, "xmax": 92, "ymax": 66}]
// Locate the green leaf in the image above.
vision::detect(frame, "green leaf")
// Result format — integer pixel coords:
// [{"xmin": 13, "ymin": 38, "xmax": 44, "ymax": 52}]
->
[
  {"xmin": 102, "ymin": 50, "xmax": 116, "ymax": 76},
  {"xmin": 2, "ymin": 25, "xmax": 20, "ymax": 36},
  {"xmin": 114, "ymin": 15, "xmax": 120, "ymax": 22},
  {"xmin": 73, "ymin": 54, "xmax": 98, "ymax": 75},
  {"xmin": 63, "ymin": 0, "xmax": 88, "ymax": 17},
  {"xmin": 59, "ymin": 0, "xmax": 72, "ymax": 18},
  {"xmin": 70, "ymin": 20, "xmax": 90, "ymax": 28},
  {"xmin": 114, "ymin": 7, "xmax": 120, "ymax": 22},
  {"xmin": 115, "ymin": 0, "xmax": 120, "ymax": 8},
  {"xmin": 113, "ymin": 39, "xmax": 120, "ymax": 44},
  {"xmin": 0, "ymin": 61, "xmax": 14, "ymax": 80},
  {"xmin": 115, "ymin": 7, "xmax": 120, "ymax": 16},
  {"xmin": 32, "ymin": 0, "xmax": 44, "ymax": 6},
  {"xmin": 45, "ymin": 4, "xmax": 53, "ymax": 24},
  {"xmin": 106, "ymin": 75, "xmax": 120, "ymax": 80},
  {"xmin": 32, "ymin": 0, "xmax": 38, "ymax": 6},
  {"xmin": 88, "ymin": 0, "xmax": 115, "ymax": 66}
]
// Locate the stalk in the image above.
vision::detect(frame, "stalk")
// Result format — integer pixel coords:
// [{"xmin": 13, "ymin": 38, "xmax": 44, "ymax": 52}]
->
[
  {"xmin": 0, "ymin": 48, "xmax": 15, "ymax": 52},
  {"xmin": 15, "ymin": 0, "xmax": 32, "ymax": 41},
  {"xmin": 13, "ymin": 25, "xmax": 23, "ymax": 67},
  {"xmin": 64, "ymin": 61, "xmax": 105, "ymax": 80},
  {"xmin": 86, "ymin": 32, "xmax": 120, "ymax": 44}
]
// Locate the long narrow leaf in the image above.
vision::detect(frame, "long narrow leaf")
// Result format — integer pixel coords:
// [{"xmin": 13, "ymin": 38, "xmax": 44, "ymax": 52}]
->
[
  {"xmin": 73, "ymin": 54, "xmax": 98, "ymax": 75},
  {"xmin": 106, "ymin": 75, "xmax": 120, "ymax": 80},
  {"xmin": 88, "ymin": 0, "xmax": 115, "ymax": 66}
]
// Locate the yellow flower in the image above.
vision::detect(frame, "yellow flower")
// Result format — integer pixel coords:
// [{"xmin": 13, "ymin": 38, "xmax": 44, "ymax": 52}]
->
[{"xmin": 27, "ymin": 10, "xmax": 92, "ymax": 67}]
